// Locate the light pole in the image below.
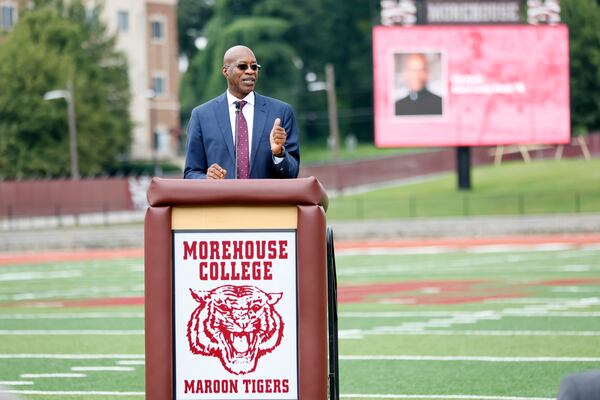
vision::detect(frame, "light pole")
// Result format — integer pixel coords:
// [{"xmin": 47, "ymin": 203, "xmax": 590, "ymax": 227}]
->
[
  {"xmin": 146, "ymin": 89, "xmax": 162, "ymax": 176},
  {"xmin": 44, "ymin": 80, "xmax": 80, "ymax": 179},
  {"xmin": 307, "ymin": 64, "xmax": 341, "ymax": 161}
]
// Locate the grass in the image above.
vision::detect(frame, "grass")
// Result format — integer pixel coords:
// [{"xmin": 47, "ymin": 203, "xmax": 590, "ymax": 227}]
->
[
  {"xmin": 328, "ymin": 158, "xmax": 600, "ymax": 219},
  {"xmin": 1, "ymin": 241, "xmax": 600, "ymax": 399},
  {"xmin": 300, "ymin": 143, "xmax": 425, "ymax": 164}
]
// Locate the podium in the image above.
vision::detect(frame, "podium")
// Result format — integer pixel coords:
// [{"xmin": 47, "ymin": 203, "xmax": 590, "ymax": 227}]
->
[{"xmin": 144, "ymin": 177, "xmax": 335, "ymax": 400}]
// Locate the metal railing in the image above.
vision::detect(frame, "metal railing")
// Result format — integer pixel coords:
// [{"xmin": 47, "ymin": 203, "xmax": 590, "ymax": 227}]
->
[
  {"xmin": 1, "ymin": 191, "xmax": 599, "ymax": 228},
  {"xmin": 0, "ymin": 202, "xmax": 143, "ymax": 231}
]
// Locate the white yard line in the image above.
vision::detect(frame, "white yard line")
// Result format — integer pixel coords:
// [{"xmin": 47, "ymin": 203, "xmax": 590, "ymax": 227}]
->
[
  {"xmin": 20, "ymin": 373, "xmax": 86, "ymax": 378},
  {"xmin": 338, "ymin": 247, "xmax": 456, "ymax": 257},
  {"xmin": 0, "ymin": 354, "xmax": 144, "ymax": 359},
  {"xmin": 0, "ymin": 270, "xmax": 82, "ymax": 282},
  {"xmin": 116, "ymin": 360, "xmax": 145, "ymax": 365},
  {"xmin": 0, "ymin": 312, "xmax": 144, "ymax": 320},
  {"xmin": 340, "ymin": 395, "xmax": 553, "ymax": 400},
  {"xmin": 71, "ymin": 366, "xmax": 134, "ymax": 372},
  {"xmin": 339, "ymin": 311, "xmax": 600, "ymax": 318},
  {"xmin": 466, "ymin": 244, "xmax": 575, "ymax": 253},
  {"xmin": 0, "ymin": 381, "xmax": 33, "ymax": 386},
  {"xmin": 0, "ymin": 330, "xmax": 144, "ymax": 335},
  {"xmin": 340, "ymin": 355, "xmax": 600, "ymax": 362},
  {"xmin": 340, "ymin": 329, "xmax": 600, "ymax": 339},
  {"xmin": 343, "ymin": 298, "xmax": 600, "ymax": 336},
  {"xmin": 485, "ymin": 298, "xmax": 595, "ymax": 304},
  {"xmin": 552, "ymin": 286, "xmax": 598, "ymax": 293},
  {"xmin": 8, "ymin": 390, "xmax": 144, "ymax": 396},
  {"xmin": 0, "ymin": 286, "xmax": 142, "ymax": 302}
]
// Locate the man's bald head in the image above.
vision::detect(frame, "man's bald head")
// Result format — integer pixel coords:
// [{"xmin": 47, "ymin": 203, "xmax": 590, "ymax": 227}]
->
[
  {"xmin": 222, "ymin": 45, "xmax": 259, "ymax": 99},
  {"xmin": 223, "ymin": 45, "xmax": 256, "ymax": 66},
  {"xmin": 403, "ymin": 53, "xmax": 429, "ymax": 92}
]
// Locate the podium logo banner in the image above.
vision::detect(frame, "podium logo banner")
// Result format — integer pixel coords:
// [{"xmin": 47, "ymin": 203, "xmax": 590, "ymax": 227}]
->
[{"xmin": 173, "ymin": 230, "xmax": 298, "ymax": 400}]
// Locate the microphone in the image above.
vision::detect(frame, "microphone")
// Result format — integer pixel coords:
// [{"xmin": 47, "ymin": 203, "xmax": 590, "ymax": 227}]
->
[{"xmin": 234, "ymin": 101, "xmax": 240, "ymax": 179}]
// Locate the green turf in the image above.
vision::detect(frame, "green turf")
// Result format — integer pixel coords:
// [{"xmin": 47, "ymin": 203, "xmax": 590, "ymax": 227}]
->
[
  {"xmin": 340, "ymin": 361, "xmax": 589, "ymax": 398},
  {"xmin": 300, "ymin": 143, "xmax": 424, "ymax": 164},
  {"xmin": 1, "ymin": 243, "xmax": 600, "ymax": 399},
  {"xmin": 0, "ymin": 335, "xmax": 144, "ymax": 354},
  {"xmin": 339, "ymin": 335, "xmax": 600, "ymax": 357},
  {"xmin": 328, "ymin": 158, "xmax": 600, "ymax": 219}
]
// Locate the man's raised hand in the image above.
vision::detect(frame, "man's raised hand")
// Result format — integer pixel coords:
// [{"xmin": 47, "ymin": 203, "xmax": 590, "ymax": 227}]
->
[{"xmin": 269, "ymin": 118, "xmax": 287, "ymax": 156}]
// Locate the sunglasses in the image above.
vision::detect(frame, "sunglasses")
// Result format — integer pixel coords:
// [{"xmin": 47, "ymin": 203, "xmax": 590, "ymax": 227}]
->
[{"xmin": 229, "ymin": 63, "xmax": 261, "ymax": 71}]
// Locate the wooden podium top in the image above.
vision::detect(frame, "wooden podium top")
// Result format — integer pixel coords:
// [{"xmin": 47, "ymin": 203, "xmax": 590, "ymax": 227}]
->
[{"xmin": 147, "ymin": 177, "xmax": 328, "ymax": 211}]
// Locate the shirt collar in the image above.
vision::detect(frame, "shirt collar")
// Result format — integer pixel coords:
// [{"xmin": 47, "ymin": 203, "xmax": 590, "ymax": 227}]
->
[{"xmin": 226, "ymin": 90, "xmax": 255, "ymax": 107}]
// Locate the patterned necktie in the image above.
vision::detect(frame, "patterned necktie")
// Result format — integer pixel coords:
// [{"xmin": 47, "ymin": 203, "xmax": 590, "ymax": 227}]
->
[{"xmin": 235, "ymin": 100, "xmax": 250, "ymax": 179}]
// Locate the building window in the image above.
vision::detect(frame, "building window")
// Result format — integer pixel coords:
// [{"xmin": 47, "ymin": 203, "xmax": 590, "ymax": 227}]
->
[
  {"xmin": 0, "ymin": 4, "xmax": 16, "ymax": 30},
  {"xmin": 152, "ymin": 76, "xmax": 166, "ymax": 96},
  {"xmin": 151, "ymin": 19, "xmax": 164, "ymax": 40},
  {"xmin": 117, "ymin": 10, "xmax": 129, "ymax": 32}
]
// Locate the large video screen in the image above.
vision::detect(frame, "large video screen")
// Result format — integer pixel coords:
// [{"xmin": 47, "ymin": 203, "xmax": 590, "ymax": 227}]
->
[{"xmin": 373, "ymin": 25, "xmax": 570, "ymax": 147}]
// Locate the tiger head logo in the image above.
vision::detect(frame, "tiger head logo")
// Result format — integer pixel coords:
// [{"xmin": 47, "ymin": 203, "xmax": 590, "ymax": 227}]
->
[{"xmin": 187, "ymin": 285, "xmax": 284, "ymax": 375}]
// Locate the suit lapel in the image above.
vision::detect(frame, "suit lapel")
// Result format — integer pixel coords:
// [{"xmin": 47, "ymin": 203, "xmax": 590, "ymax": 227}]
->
[
  {"xmin": 213, "ymin": 92, "xmax": 235, "ymax": 163},
  {"xmin": 251, "ymin": 93, "xmax": 268, "ymax": 174}
]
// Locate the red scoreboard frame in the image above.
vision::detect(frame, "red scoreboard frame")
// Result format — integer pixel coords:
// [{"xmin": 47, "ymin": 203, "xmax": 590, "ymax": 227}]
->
[{"xmin": 373, "ymin": 25, "xmax": 570, "ymax": 147}]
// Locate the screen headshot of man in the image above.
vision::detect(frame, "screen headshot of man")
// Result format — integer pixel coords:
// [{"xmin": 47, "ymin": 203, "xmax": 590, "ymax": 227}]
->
[{"xmin": 394, "ymin": 53, "xmax": 443, "ymax": 116}]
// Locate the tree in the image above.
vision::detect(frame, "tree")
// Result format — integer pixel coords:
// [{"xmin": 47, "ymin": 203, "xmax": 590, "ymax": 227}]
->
[
  {"xmin": 177, "ymin": 0, "xmax": 214, "ymax": 59},
  {"xmin": 562, "ymin": 0, "xmax": 600, "ymax": 134},
  {"xmin": 295, "ymin": 0, "xmax": 375, "ymax": 143},
  {"xmin": 179, "ymin": 0, "xmax": 376, "ymax": 145},
  {"xmin": 0, "ymin": 0, "xmax": 131, "ymax": 179},
  {"xmin": 180, "ymin": 0, "xmax": 302, "ymax": 126}
]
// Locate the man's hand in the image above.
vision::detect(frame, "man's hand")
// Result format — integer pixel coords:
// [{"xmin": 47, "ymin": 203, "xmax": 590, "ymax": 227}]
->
[
  {"xmin": 269, "ymin": 118, "xmax": 287, "ymax": 157},
  {"xmin": 207, "ymin": 163, "xmax": 227, "ymax": 179}
]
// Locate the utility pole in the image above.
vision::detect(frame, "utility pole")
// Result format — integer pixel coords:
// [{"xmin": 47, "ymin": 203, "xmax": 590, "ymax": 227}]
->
[
  {"xmin": 44, "ymin": 79, "xmax": 80, "ymax": 180},
  {"xmin": 66, "ymin": 80, "xmax": 80, "ymax": 180},
  {"xmin": 325, "ymin": 63, "xmax": 341, "ymax": 161}
]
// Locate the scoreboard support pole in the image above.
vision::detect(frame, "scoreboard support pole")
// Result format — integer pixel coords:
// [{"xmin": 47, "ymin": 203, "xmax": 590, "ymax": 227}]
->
[{"xmin": 456, "ymin": 146, "xmax": 471, "ymax": 191}]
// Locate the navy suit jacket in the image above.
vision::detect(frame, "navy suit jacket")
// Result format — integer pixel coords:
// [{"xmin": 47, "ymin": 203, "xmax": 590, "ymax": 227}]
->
[{"xmin": 184, "ymin": 92, "xmax": 300, "ymax": 179}]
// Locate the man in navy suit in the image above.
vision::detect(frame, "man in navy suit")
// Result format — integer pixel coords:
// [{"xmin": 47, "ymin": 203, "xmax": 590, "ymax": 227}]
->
[{"xmin": 184, "ymin": 45, "xmax": 300, "ymax": 179}]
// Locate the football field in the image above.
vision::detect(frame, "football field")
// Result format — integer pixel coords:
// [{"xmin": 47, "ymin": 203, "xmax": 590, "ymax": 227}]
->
[{"xmin": 1, "ymin": 236, "xmax": 600, "ymax": 400}]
